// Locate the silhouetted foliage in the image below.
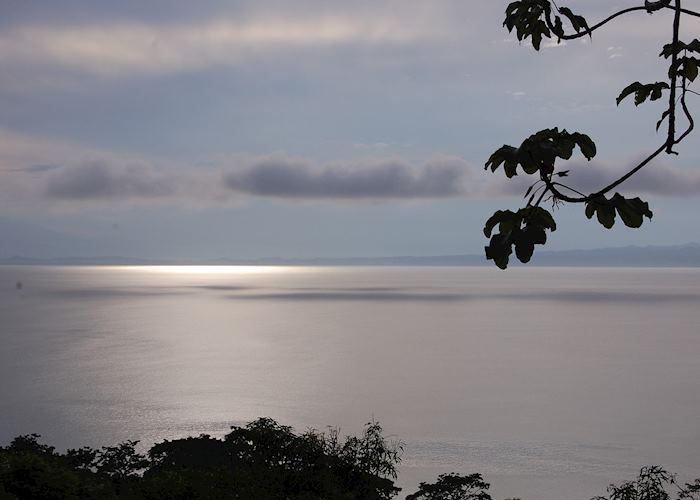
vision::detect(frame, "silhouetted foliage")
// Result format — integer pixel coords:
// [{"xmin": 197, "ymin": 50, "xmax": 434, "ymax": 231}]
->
[
  {"xmin": 2, "ymin": 424, "xmax": 699, "ymax": 499},
  {"xmin": 0, "ymin": 418, "xmax": 402, "ymax": 499},
  {"xmin": 591, "ymin": 466, "xmax": 700, "ymax": 500},
  {"xmin": 405, "ymin": 473, "xmax": 492, "ymax": 500},
  {"xmin": 485, "ymin": 0, "xmax": 699, "ymax": 268}
]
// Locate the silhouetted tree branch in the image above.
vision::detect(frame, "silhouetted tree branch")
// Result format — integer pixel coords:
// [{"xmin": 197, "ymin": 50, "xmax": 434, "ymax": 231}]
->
[{"xmin": 485, "ymin": 0, "xmax": 699, "ymax": 268}]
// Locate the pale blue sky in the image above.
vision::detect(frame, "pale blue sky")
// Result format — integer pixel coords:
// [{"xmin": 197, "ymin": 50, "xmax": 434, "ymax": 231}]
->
[{"xmin": 1, "ymin": 1, "xmax": 700, "ymax": 259}]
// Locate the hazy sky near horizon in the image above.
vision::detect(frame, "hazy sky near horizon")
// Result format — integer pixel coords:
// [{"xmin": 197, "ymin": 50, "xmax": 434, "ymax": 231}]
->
[{"xmin": 2, "ymin": 0, "xmax": 700, "ymax": 259}]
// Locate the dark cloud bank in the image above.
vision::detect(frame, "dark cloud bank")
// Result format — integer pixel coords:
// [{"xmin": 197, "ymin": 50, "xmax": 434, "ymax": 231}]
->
[
  {"xmin": 35, "ymin": 154, "xmax": 700, "ymax": 206},
  {"xmin": 571, "ymin": 161, "xmax": 700, "ymax": 197},
  {"xmin": 46, "ymin": 162, "xmax": 176, "ymax": 200},
  {"xmin": 42, "ymin": 156, "xmax": 471, "ymax": 203},
  {"xmin": 223, "ymin": 157, "xmax": 469, "ymax": 199}
]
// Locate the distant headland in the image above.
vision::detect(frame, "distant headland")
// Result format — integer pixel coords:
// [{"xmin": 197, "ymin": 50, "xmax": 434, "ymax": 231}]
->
[{"xmin": 2, "ymin": 243, "xmax": 700, "ymax": 267}]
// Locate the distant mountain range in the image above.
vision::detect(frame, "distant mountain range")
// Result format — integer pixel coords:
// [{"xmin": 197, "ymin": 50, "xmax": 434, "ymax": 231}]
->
[{"xmin": 2, "ymin": 243, "xmax": 700, "ymax": 267}]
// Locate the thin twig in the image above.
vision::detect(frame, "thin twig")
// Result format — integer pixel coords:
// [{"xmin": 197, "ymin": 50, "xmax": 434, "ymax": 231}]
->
[
  {"xmin": 525, "ymin": 182, "xmax": 545, "ymax": 201},
  {"xmin": 542, "ymin": 144, "xmax": 668, "ymax": 203},
  {"xmin": 667, "ymin": 5, "xmax": 700, "ymax": 17},
  {"xmin": 545, "ymin": 6, "xmax": 649, "ymax": 40},
  {"xmin": 676, "ymin": 78, "xmax": 695, "ymax": 143},
  {"xmin": 552, "ymin": 182, "xmax": 586, "ymax": 197},
  {"xmin": 533, "ymin": 182, "xmax": 549, "ymax": 207}
]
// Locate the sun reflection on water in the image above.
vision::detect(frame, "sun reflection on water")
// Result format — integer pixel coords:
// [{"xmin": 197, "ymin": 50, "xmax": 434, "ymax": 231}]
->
[{"xmin": 117, "ymin": 265, "xmax": 309, "ymax": 275}]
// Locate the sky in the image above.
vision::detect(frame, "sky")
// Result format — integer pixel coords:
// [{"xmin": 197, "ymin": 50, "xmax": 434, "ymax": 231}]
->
[{"xmin": 2, "ymin": 0, "xmax": 700, "ymax": 259}]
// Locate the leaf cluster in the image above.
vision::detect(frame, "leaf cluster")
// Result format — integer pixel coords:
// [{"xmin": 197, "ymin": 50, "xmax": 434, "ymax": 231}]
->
[
  {"xmin": 504, "ymin": 1, "xmax": 589, "ymax": 49},
  {"xmin": 617, "ymin": 82, "xmax": 670, "ymax": 106},
  {"xmin": 504, "ymin": 0, "xmax": 553, "ymax": 50},
  {"xmin": 554, "ymin": 7, "xmax": 589, "ymax": 38},
  {"xmin": 660, "ymin": 39, "xmax": 700, "ymax": 59},
  {"xmin": 484, "ymin": 206, "xmax": 556, "ymax": 269},
  {"xmin": 664, "ymin": 45, "xmax": 700, "ymax": 82},
  {"xmin": 584, "ymin": 193, "xmax": 653, "ymax": 229},
  {"xmin": 485, "ymin": 128, "xmax": 596, "ymax": 179}
]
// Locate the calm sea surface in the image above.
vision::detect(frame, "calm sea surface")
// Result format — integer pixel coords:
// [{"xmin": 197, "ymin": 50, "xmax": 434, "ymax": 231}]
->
[{"xmin": 1, "ymin": 266, "xmax": 699, "ymax": 499}]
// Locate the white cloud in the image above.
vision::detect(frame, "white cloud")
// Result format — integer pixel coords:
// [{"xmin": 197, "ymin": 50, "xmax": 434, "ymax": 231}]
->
[
  {"xmin": 0, "ymin": 129, "xmax": 114, "ymax": 169},
  {"xmin": 0, "ymin": 15, "xmax": 436, "ymax": 78}
]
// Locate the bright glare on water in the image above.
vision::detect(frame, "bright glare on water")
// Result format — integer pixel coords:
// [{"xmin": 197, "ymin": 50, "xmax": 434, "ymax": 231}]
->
[{"xmin": 1, "ymin": 266, "xmax": 699, "ymax": 500}]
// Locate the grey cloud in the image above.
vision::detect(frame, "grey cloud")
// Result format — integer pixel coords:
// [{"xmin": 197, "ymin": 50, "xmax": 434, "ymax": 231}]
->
[
  {"xmin": 12, "ymin": 164, "xmax": 61, "ymax": 173},
  {"xmin": 29, "ymin": 155, "xmax": 474, "ymax": 205},
  {"xmin": 32, "ymin": 152, "xmax": 700, "ymax": 205},
  {"xmin": 569, "ymin": 160, "xmax": 700, "ymax": 197},
  {"xmin": 224, "ymin": 157, "xmax": 470, "ymax": 199},
  {"xmin": 46, "ymin": 162, "xmax": 176, "ymax": 199},
  {"xmin": 489, "ymin": 157, "xmax": 700, "ymax": 198}
]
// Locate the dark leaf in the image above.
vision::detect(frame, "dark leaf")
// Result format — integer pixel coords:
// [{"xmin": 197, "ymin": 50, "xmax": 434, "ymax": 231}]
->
[
  {"xmin": 611, "ymin": 193, "xmax": 653, "ymax": 228},
  {"xmin": 558, "ymin": 7, "xmax": 589, "ymax": 34},
  {"xmin": 596, "ymin": 204, "xmax": 616, "ymax": 229},
  {"xmin": 661, "ymin": 42, "xmax": 679, "ymax": 59},
  {"xmin": 552, "ymin": 15, "xmax": 564, "ymax": 39},
  {"xmin": 585, "ymin": 196, "xmax": 616, "ymax": 229},
  {"xmin": 483, "ymin": 210, "xmax": 514, "ymax": 237},
  {"xmin": 656, "ymin": 109, "xmax": 671, "ymax": 131},
  {"xmin": 525, "ymin": 225, "xmax": 547, "ymax": 245},
  {"xmin": 515, "ymin": 231, "xmax": 536, "ymax": 263},
  {"xmin": 649, "ymin": 84, "xmax": 667, "ymax": 101},
  {"xmin": 528, "ymin": 206, "xmax": 557, "ymax": 231},
  {"xmin": 571, "ymin": 132, "xmax": 597, "ymax": 159},
  {"xmin": 485, "ymin": 233, "xmax": 513, "ymax": 270},
  {"xmin": 585, "ymin": 202, "xmax": 595, "ymax": 220},
  {"xmin": 617, "ymin": 82, "xmax": 642, "ymax": 106},
  {"xmin": 485, "ymin": 145, "xmax": 517, "ymax": 175},
  {"xmin": 683, "ymin": 57, "xmax": 699, "ymax": 82},
  {"xmin": 617, "ymin": 82, "xmax": 669, "ymax": 107}
]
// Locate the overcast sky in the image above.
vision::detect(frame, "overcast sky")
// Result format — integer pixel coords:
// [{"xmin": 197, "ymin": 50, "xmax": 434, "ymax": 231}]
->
[{"xmin": 2, "ymin": 0, "xmax": 700, "ymax": 259}]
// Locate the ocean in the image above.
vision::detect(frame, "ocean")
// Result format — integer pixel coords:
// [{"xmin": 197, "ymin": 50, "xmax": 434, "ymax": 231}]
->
[{"xmin": 1, "ymin": 265, "xmax": 699, "ymax": 499}]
